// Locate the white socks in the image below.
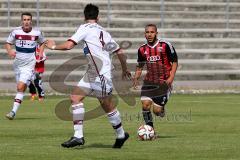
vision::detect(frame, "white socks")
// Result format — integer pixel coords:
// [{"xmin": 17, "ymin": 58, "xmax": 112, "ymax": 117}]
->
[
  {"xmin": 72, "ymin": 104, "xmax": 125, "ymax": 139},
  {"xmin": 12, "ymin": 92, "xmax": 24, "ymax": 113},
  {"xmin": 72, "ymin": 103, "xmax": 85, "ymax": 138},
  {"xmin": 107, "ymin": 109, "xmax": 125, "ymax": 139}
]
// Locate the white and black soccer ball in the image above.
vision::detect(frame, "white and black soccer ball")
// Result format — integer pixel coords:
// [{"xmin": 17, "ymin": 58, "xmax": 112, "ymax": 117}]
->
[{"xmin": 137, "ymin": 124, "xmax": 155, "ymax": 140}]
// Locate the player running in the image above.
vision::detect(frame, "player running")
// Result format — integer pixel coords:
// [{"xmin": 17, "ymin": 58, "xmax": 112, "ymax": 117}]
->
[
  {"xmin": 29, "ymin": 45, "xmax": 46, "ymax": 101},
  {"xmin": 45, "ymin": 4, "xmax": 131, "ymax": 148},
  {"xmin": 5, "ymin": 12, "xmax": 46, "ymax": 120},
  {"xmin": 133, "ymin": 24, "xmax": 178, "ymax": 130}
]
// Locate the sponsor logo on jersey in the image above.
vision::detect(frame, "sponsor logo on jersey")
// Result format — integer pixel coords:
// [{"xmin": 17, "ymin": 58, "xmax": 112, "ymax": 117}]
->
[{"xmin": 147, "ymin": 55, "xmax": 161, "ymax": 62}]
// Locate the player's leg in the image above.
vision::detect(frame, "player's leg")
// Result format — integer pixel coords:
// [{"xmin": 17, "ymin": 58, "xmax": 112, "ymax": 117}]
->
[
  {"xmin": 94, "ymin": 76, "xmax": 129, "ymax": 148},
  {"xmin": 140, "ymin": 81, "xmax": 157, "ymax": 128},
  {"xmin": 28, "ymin": 81, "xmax": 36, "ymax": 101},
  {"xmin": 151, "ymin": 94, "xmax": 170, "ymax": 139},
  {"xmin": 6, "ymin": 82, "xmax": 27, "ymax": 120},
  {"xmin": 141, "ymin": 97, "xmax": 154, "ymax": 128},
  {"xmin": 153, "ymin": 104, "xmax": 165, "ymax": 117},
  {"xmin": 152, "ymin": 90, "xmax": 171, "ymax": 117},
  {"xmin": 34, "ymin": 72, "xmax": 45, "ymax": 101},
  {"xmin": 6, "ymin": 68, "xmax": 32, "ymax": 120},
  {"xmin": 61, "ymin": 78, "xmax": 90, "ymax": 148},
  {"xmin": 99, "ymin": 95, "xmax": 129, "ymax": 148}
]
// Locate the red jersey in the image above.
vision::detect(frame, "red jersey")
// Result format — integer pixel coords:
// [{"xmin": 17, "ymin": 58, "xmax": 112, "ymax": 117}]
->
[
  {"xmin": 35, "ymin": 47, "xmax": 46, "ymax": 73},
  {"xmin": 137, "ymin": 39, "xmax": 178, "ymax": 84}
]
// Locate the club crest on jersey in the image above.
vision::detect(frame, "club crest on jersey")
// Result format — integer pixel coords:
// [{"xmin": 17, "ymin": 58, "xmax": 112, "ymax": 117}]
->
[
  {"xmin": 144, "ymin": 51, "xmax": 148, "ymax": 55},
  {"xmin": 158, "ymin": 47, "xmax": 163, "ymax": 52}
]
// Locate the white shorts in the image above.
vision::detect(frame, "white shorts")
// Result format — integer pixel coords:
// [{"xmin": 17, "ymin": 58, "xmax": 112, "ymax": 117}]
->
[
  {"xmin": 77, "ymin": 73, "xmax": 113, "ymax": 98},
  {"xmin": 13, "ymin": 59, "xmax": 35, "ymax": 86}
]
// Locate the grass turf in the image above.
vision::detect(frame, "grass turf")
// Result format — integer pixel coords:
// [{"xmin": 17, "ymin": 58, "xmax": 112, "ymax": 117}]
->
[{"xmin": 0, "ymin": 94, "xmax": 240, "ymax": 160}]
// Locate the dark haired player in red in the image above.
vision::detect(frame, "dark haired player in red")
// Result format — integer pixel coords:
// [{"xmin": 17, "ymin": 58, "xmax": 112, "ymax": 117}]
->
[
  {"xmin": 29, "ymin": 45, "xmax": 46, "ymax": 101},
  {"xmin": 133, "ymin": 24, "xmax": 178, "ymax": 130}
]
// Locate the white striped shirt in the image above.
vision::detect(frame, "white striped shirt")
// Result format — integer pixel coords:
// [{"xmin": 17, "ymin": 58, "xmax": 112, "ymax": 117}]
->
[{"xmin": 6, "ymin": 26, "xmax": 45, "ymax": 62}]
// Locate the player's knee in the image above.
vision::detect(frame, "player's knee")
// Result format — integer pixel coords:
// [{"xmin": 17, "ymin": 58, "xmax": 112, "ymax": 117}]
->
[
  {"xmin": 153, "ymin": 105, "xmax": 164, "ymax": 116},
  {"xmin": 142, "ymin": 101, "xmax": 152, "ymax": 110},
  {"xmin": 70, "ymin": 94, "xmax": 83, "ymax": 104},
  {"xmin": 17, "ymin": 83, "xmax": 26, "ymax": 92},
  {"xmin": 70, "ymin": 95, "xmax": 78, "ymax": 104},
  {"xmin": 153, "ymin": 107, "xmax": 161, "ymax": 115}
]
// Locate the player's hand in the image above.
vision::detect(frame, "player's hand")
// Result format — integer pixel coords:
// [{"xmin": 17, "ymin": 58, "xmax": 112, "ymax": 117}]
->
[
  {"xmin": 132, "ymin": 78, "xmax": 139, "ymax": 89},
  {"xmin": 36, "ymin": 56, "xmax": 43, "ymax": 63},
  {"xmin": 45, "ymin": 39, "xmax": 56, "ymax": 49},
  {"xmin": 165, "ymin": 76, "xmax": 174, "ymax": 86},
  {"xmin": 8, "ymin": 50, "xmax": 16, "ymax": 58},
  {"xmin": 122, "ymin": 70, "xmax": 132, "ymax": 80}
]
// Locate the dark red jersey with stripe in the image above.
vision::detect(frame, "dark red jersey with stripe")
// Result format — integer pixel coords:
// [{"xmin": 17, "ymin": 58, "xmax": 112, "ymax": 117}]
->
[
  {"xmin": 35, "ymin": 47, "xmax": 46, "ymax": 73},
  {"xmin": 137, "ymin": 39, "xmax": 178, "ymax": 84},
  {"xmin": 35, "ymin": 56, "xmax": 45, "ymax": 73}
]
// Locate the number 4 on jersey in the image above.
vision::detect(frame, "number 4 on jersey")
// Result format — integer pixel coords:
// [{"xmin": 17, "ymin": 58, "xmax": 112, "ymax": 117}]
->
[{"xmin": 99, "ymin": 31, "xmax": 105, "ymax": 47}]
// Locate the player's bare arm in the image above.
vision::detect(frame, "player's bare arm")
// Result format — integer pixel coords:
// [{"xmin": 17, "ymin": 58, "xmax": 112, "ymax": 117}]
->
[
  {"xmin": 133, "ymin": 66, "xmax": 143, "ymax": 89},
  {"xmin": 37, "ymin": 42, "xmax": 45, "ymax": 60},
  {"xmin": 165, "ymin": 62, "xmax": 178, "ymax": 85},
  {"xmin": 4, "ymin": 43, "xmax": 16, "ymax": 58},
  {"xmin": 116, "ymin": 49, "xmax": 131, "ymax": 80},
  {"xmin": 45, "ymin": 39, "xmax": 75, "ymax": 50}
]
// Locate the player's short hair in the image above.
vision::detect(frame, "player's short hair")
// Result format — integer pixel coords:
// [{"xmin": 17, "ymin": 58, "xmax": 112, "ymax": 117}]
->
[
  {"xmin": 145, "ymin": 24, "xmax": 157, "ymax": 32},
  {"xmin": 21, "ymin": 12, "xmax": 32, "ymax": 20},
  {"xmin": 84, "ymin": 4, "xmax": 99, "ymax": 20}
]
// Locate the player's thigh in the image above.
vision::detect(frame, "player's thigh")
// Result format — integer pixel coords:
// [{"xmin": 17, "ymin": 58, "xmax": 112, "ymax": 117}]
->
[
  {"xmin": 77, "ymin": 76, "xmax": 92, "ymax": 94},
  {"xmin": 152, "ymin": 92, "xmax": 170, "ymax": 109},
  {"xmin": 72, "ymin": 80, "xmax": 91, "ymax": 104},
  {"xmin": 35, "ymin": 72, "xmax": 42, "ymax": 79},
  {"xmin": 96, "ymin": 80, "xmax": 115, "ymax": 113},
  {"xmin": 92, "ymin": 77, "xmax": 113, "ymax": 98},
  {"xmin": 18, "ymin": 69, "xmax": 35, "ymax": 88}
]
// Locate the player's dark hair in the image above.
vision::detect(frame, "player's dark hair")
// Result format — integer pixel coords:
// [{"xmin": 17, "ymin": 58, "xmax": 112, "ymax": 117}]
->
[
  {"xmin": 21, "ymin": 12, "xmax": 32, "ymax": 20},
  {"xmin": 145, "ymin": 24, "xmax": 157, "ymax": 32},
  {"xmin": 84, "ymin": 4, "xmax": 99, "ymax": 20}
]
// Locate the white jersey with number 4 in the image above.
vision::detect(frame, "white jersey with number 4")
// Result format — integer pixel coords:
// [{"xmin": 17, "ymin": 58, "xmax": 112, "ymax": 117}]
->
[{"xmin": 68, "ymin": 23, "xmax": 120, "ymax": 80}]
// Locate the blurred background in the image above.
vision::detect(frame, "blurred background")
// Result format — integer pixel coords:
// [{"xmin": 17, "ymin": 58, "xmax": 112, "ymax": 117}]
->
[{"xmin": 0, "ymin": 0, "xmax": 240, "ymax": 94}]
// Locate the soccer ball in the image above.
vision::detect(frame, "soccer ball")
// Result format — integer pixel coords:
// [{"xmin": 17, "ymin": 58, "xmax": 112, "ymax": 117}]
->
[{"xmin": 137, "ymin": 124, "xmax": 155, "ymax": 140}]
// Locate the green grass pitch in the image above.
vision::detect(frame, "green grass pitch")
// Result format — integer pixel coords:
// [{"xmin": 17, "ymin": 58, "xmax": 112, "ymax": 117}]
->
[{"xmin": 0, "ymin": 94, "xmax": 240, "ymax": 160}]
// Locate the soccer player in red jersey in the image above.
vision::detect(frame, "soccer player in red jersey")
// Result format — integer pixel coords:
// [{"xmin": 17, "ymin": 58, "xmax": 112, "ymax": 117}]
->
[
  {"xmin": 133, "ymin": 24, "xmax": 178, "ymax": 129},
  {"xmin": 29, "ymin": 45, "xmax": 46, "ymax": 101}
]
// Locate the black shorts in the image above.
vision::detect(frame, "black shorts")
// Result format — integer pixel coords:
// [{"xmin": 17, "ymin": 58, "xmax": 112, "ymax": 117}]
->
[{"xmin": 140, "ymin": 81, "xmax": 171, "ymax": 107}]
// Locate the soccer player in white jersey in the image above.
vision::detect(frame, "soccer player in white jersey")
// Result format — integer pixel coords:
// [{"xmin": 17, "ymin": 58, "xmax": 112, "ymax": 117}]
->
[
  {"xmin": 45, "ymin": 4, "xmax": 131, "ymax": 148},
  {"xmin": 4, "ymin": 12, "xmax": 46, "ymax": 120}
]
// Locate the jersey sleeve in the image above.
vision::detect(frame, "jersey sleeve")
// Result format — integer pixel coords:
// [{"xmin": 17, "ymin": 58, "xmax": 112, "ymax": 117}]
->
[
  {"xmin": 109, "ymin": 38, "xmax": 120, "ymax": 53},
  {"xmin": 38, "ymin": 31, "xmax": 46, "ymax": 44},
  {"xmin": 137, "ymin": 48, "xmax": 145, "ymax": 68},
  {"xmin": 68, "ymin": 25, "xmax": 87, "ymax": 45},
  {"xmin": 6, "ymin": 30, "xmax": 15, "ymax": 44},
  {"xmin": 165, "ymin": 42, "xmax": 178, "ymax": 63}
]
